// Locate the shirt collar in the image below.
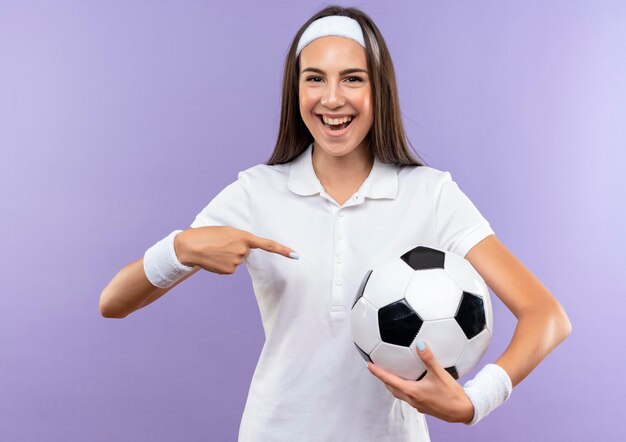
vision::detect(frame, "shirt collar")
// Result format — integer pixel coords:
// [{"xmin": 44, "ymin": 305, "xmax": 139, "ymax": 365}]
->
[{"xmin": 287, "ymin": 142, "xmax": 398, "ymax": 200}]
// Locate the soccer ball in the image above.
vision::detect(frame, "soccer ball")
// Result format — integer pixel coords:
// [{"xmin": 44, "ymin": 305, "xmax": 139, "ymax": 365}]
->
[{"xmin": 351, "ymin": 245, "xmax": 492, "ymax": 381}]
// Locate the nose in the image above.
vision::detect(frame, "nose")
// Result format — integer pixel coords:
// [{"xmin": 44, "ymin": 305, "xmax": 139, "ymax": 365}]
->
[{"xmin": 320, "ymin": 80, "xmax": 345, "ymax": 108}]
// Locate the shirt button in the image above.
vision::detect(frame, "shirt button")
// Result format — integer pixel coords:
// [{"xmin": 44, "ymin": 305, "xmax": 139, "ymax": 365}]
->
[
  {"xmin": 338, "ymin": 232, "xmax": 344, "ymax": 240},
  {"xmin": 353, "ymin": 194, "xmax": 359, "ymax": 200},
  {"xmin": 336, "ymin": 256, "xmax": 343, "ymax": 264},
  {"xmin": 338, "ymin": 211, "xmax": 344, "ymax": 217},
  {"xmin": 335, "ymin": 277, "xmax": 343, "ymax": 286}
]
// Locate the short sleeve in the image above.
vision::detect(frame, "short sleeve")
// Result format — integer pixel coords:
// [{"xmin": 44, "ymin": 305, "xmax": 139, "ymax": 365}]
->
[
  {"xmin": 433, "ymin": 171, "xmax": 495, "ymax": 258},
  {"xmin": 189, "ymin": 171, "xmax": 252, "ymax": 232}
]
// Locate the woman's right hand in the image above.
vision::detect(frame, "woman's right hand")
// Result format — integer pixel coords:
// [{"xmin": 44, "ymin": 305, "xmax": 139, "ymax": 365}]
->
[{"xmin": 174, "ymin": 226, "xmax": 298, "ymax": 275}]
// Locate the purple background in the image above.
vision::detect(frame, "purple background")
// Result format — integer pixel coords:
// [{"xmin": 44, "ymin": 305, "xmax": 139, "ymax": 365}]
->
[{"xmin": 1, "ymin": 1, "xmax": 624, "ymax": 440}]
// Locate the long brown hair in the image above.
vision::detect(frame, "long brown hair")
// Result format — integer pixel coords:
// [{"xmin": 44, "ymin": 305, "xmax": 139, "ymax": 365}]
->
[{"xmin": 266, "ymin": 5, "xmax": 427, "ymax": 167}]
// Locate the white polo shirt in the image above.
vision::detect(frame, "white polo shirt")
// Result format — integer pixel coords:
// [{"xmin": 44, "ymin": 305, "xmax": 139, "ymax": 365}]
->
[{"xmin": 190, "ymin": 142, "xmax": 495, "ymax": 441}]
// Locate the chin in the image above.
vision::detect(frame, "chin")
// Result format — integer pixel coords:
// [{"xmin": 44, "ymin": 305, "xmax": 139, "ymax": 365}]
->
[{"xmin": 315, "ymin": 139, "xmax": 362, "ymax": 156}]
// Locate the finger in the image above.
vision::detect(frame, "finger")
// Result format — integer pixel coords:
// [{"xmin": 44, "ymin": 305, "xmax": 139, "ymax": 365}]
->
[
  {"xmin": 414, "ymin": 340, "xmax": 445, "ymax": 375},
  {"xmin": 367, "ymin": 362, "xmax": 411, "ymax": 392},
  {"xmin": 246, "ymin": 233, "xmax": 299, "ymax": 259},
  {"xmin": 386, "ymin": 384, "xmax": 409, "ymax": 402}
]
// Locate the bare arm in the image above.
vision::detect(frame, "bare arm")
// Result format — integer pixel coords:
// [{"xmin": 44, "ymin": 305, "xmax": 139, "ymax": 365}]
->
[
  {"xmin": 99, "ymin": 257, "xmax": 202, "ymax": 318},
  {"xmin": 98, "ymin": 226, "xmax": 298, "ymax": 319},
  {"xmin": 465, "ymin": 234, "xmax": 572, "ymax": 387}
]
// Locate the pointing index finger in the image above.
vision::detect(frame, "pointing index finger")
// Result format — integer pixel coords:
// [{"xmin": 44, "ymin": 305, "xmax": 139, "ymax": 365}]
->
[{"xmin": 246, "ymin": 233, "xmax": 299, "ymax": 260}]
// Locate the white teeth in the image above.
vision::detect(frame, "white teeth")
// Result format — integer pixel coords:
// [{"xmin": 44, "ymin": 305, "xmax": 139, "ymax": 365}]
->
[{"xmin": 322, "ymin": 115, "xmax": 353, "ymax": 125}]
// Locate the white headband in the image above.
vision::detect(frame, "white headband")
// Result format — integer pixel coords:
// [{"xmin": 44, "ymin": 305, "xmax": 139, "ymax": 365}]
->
[{"xmin": 296, "ymin": 15, "xmax": 374, "ymax": 59}]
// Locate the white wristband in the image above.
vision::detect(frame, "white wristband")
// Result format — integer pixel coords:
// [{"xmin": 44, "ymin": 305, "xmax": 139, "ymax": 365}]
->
[
  {"xmin": 143, "ymin": 229, "xmax": 194, "ymax": 288},
  {"xmin": 462, "ymin": 363, "xmax": 512, "ymax": 425}
]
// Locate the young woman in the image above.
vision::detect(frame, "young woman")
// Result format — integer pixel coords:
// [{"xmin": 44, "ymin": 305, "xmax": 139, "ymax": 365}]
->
[{"xmin": 99, "ymin": 5, "xmax": 571, "ymax": 441}]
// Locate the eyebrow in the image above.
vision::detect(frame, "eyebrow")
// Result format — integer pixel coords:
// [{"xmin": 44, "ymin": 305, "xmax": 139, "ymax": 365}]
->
[{"xmin": 301, "ymin": 67, "xmax": 368, "ymax": 75}]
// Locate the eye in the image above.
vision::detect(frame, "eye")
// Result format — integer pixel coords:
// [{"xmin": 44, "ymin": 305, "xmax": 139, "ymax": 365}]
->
[
  {"xmin": 304, "ymin": 76, "xmax": 364, "ymax": 83},
  {"xmin": 346, "ymin": 76, "xmax": 363, "ymax": 83}
]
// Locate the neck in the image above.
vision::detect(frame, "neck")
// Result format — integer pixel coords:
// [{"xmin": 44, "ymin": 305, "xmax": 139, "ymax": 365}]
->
[{"xmin": 311, "ymin": 141, "xmax": 374, "ymax": 191}]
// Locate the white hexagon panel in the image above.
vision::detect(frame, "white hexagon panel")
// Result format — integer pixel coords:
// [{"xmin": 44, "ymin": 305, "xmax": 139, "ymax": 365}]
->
[
  {"xmin": 404, "ymin": 268, "xmax": 464, "ymax": 321},
  {"xmin": 414, "ymin": 319, "xmax": 467, "ymax": 369},
  {"xmin": 351, "ymin": 297, "xmax": 381, "ymax": 354},
  {"xmin": 370, "ymin": 341, "xmax": 426, "ymax": 381},
  {"xmin": 361, "ymin": 258, "xmax": 414, "ymax": 309},
  {"xmin": 455, "ymin": 328, "xmax": 492, "ymax": 378}
]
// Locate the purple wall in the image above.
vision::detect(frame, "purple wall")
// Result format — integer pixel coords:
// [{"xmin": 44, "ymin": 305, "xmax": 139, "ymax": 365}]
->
[{"xmin": 1, "ymin": 1, "xmax": 624, "ymax": 440}]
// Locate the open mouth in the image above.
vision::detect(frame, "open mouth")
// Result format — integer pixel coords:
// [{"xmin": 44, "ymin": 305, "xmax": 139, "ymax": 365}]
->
[{"xmin": 317, "ymin": 115, "xmax": 355, "ymax": 132}]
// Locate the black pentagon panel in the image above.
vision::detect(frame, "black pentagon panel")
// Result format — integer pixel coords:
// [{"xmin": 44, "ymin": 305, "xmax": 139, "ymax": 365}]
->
[
  {"xmin": 354, "ymin": 343, "xmax": 372, "ymax": 363},
  {"xmin": 378, "ymin": 299, "xmax": 423, "ymax": 346},
  {"xmin": 455, "ymin": 292, "xmax": 486, "ymax": 339},
  {"xmin": 416, "ymin": 370, "xmax": 427, "ymax": 381},
  {"xmin": 352, "ymin": 269, "xmax": 373, "ymax": 309},
  {"xmin": 444, "ymin": 366, "xmax": 459, "ymax": 380},
  {"xmin": 400, "ymin": 246, "xmax": 445, "ymax": 270}
]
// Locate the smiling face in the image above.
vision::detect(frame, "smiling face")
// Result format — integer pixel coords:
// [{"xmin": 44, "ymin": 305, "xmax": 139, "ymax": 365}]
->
[{"xmin": 298, "ymin": 36, "xmax": 373, "ymax": 159}]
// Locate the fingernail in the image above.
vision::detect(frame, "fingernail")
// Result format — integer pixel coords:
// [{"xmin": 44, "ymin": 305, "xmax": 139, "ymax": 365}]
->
[
  {"xmin": 416, "ymin": 340, "xmax": 426, "ymax": 352},
  {"xmin": 289, "ymin": 251, "xmax": 300, "ymax": 260}
]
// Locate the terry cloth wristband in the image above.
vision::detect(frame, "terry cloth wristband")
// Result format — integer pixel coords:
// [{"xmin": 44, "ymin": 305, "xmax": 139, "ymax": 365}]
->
[
  {"xmin": 143, "ymin": 229, "xmax": 194, "ymax": 288},
  {"xmin": 462, "ymin": 363, "xmax": 513, "ymax": 425}
]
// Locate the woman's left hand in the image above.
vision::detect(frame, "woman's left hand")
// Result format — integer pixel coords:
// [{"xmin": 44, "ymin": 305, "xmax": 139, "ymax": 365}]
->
[{"xmin": 367, "ymin": 340, "xmax": 475, "ymax": 423}]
